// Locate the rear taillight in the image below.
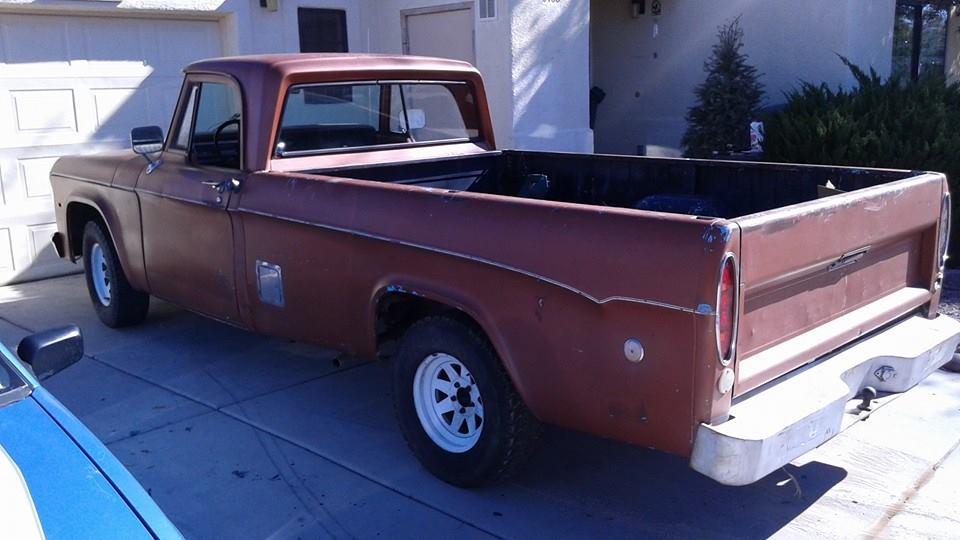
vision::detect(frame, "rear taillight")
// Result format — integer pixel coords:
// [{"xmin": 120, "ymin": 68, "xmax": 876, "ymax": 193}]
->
[
  {"xmin": 939, "ymin": 193, "xmax": 951, "ymax": 268},
  {"xmin": 716, "ymin": 253, "xmax": 739, "ymax": 365}
]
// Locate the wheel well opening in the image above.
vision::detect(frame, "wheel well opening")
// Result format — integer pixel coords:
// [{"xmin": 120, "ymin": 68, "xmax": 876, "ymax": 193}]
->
[
  {"xmin": 376, "ymin": 292, "xmax": 486, "ymax": 349},
  {"xmin": 66, "ymin": 203, "xmax": 106, "ymax": 259}
]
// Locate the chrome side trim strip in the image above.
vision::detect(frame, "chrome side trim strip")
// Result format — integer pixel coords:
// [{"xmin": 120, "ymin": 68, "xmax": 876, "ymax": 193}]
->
[
  {"xmin": 133, "ymin": 188, "xmax": 219, "ymax": 207},
  {"xmin": 50, "ymin": 173, "xmax": 135, "ymax": 193},
  {"xmin": 236, "ymin": 207, "xmax": 705, "ymax": 315}
]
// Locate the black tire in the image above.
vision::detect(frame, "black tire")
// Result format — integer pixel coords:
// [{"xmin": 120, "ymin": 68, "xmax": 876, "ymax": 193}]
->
[
  {"xmin": 393, "ymin": 316, "xmax": 541, "ymax": 487},
  {"xmin": 943, "ymin": 352, "xmax": 960, "ymax": 373},
  {"xmin": 81, "ymin": 221, "xmax": 149, "ymax": 328}
]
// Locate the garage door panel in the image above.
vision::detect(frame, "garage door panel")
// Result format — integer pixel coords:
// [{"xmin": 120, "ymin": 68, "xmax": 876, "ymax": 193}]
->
[
  {"xmin": 146, "ymin": 78, "xmax": 188, "ymax": 129},
  {"xmin": 93, "ymin": 87, "xmax": 150, "ymax": 138},
  {"xmin": 0, "ymin": 13, "xmax": 221, "ymax": 284},
  {"xmin": 2, "ymin": 15, "xmax": 70, "ymax": 65},
  {"xmin": 0, "ymin": 229, "xmax": 13, "ymax": 275},
  {"xmin": 19, "ymin": 157, "xmax": 58, "ymax": 199},
  {"xmin": 147, "ymin": 20, "xmax": 222, "ymax": 72},
  {"xmin": 28, "ymin": 223, "xmax": 60, "ymax": 265},
  {"xmin": 80, "ymin": 19, "xmax": 146, "ymax": 66},
  {"xmin": 11, "ymin": 89, "xmax": 79, "ymax": 133}
]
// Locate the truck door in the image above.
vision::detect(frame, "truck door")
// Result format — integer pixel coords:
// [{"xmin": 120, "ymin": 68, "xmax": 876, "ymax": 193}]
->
[{"xmin": 135, "ymin": 76, "xmax": 242, "ymax": 324}]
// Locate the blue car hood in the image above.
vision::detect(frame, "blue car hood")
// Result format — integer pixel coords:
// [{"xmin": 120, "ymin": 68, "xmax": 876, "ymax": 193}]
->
[{"xmin": 0, "ymin": 395, "xmax": 153, "ymax": 539}]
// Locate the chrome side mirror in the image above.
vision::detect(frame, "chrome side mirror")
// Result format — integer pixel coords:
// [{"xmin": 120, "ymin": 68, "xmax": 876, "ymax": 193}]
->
[
  {"xmin": 131, "ymin": 125, "xmax": 164, "ymax": 174},
  {"xmin": 17, "ymin": 325, "xmax": 83, "ymax": 380}
]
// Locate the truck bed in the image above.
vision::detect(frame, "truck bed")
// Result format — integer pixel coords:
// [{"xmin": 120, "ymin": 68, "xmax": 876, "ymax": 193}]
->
[
  {"xmin": 313, "ymin": 150, "xmax": 945, "ymax": 396},
  {"xmin": 311, "ymin": 150, "xmax": 914, "ymax": 218}
]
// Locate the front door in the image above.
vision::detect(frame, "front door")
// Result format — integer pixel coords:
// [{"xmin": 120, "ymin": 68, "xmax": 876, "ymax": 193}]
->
[{"xmin": 136, "ymin": 76, "xmax": 243, "ymax": 324}]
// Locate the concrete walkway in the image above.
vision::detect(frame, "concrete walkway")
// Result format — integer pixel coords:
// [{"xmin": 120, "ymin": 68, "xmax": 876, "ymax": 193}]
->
[{"xmin": 1, "ymin": 274, "xmax": 958, "ymax": 539}]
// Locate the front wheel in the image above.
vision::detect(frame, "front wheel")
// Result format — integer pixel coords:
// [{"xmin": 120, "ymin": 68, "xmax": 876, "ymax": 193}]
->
[
  {"xmin": 393, "ymin": 316, "xmax": 541, "ymax": 487},
  {"xmin": 82, "ymin": 221, "xmax": 149, "ymax": 328}
]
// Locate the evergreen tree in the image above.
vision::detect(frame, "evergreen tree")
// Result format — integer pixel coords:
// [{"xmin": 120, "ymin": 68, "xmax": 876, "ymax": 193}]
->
[{"xmin": 682, "ymin": 17, "xmax": 764, "ymax": 157}]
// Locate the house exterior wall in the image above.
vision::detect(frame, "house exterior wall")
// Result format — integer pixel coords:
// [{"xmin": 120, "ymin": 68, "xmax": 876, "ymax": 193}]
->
[
  {"xmin": 360, "ymin": 0, "xmax": 591, "ymax": 152},
  {"xmin": 590, "ymin": 0, "xmax": 897, "ymax": 156},
  {"xmin": 510, "ymin": 0, "xmax": 592, "ymax": 152}
]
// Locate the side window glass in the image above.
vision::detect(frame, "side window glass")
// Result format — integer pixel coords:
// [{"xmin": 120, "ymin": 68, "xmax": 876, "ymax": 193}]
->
[
  {"xmin": 190, "ymin": 82, "xmax": 242, "ymax": 169},
  {"xmin": 171, "ymin": 85, "xmax": 198, "ymax": 150}
]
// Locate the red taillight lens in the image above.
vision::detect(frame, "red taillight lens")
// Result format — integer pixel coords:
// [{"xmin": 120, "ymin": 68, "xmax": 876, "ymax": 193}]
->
[
  {"xmin": 716, "ymin": 254, "xmax": 738, "ymax": 363},
  {"xmin": 939, "ymin": 193, "xmax": 951, "ymax": 268}
]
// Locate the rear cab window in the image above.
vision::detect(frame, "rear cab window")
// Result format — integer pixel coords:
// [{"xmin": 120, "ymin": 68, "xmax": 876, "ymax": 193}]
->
[{"xmin": 274, "ymin": 81, "xmax": 480, "ymax": 157}]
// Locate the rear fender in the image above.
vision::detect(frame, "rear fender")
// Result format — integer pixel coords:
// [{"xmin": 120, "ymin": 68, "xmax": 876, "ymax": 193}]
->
[{"xmin": 369, "ymin": 279, "xmax": 533, "ymax": 411}]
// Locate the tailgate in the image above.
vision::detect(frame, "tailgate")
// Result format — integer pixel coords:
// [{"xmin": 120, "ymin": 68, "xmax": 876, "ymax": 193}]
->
[{"xmin": 732, "ymin": 173, "xmax": 947, "ymax": 396}]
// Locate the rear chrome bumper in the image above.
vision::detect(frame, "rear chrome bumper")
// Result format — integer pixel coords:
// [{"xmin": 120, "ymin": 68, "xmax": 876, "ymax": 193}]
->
[{"xmin": 690, "ymin": 314, "xmax": 960, "ymax": 486}]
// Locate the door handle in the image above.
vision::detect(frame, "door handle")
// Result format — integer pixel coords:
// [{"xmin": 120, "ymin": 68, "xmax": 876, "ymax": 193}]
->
[
  {"xmin": 201, "ymin": 178, "xmax": 241, "ymax": 194},
  {"xmin": 829, "ymin": 246, "xmax": 870, "ymax": 271},
  {"xmin": 201, "ymin": 180, "xmax": 225, "ymax": 193}
]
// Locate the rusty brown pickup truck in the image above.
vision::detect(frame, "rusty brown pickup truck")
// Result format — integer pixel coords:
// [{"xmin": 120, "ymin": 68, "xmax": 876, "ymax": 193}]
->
[{"xmin": 49, "ymin": 54, "xmax": 960, "ymax": 487}]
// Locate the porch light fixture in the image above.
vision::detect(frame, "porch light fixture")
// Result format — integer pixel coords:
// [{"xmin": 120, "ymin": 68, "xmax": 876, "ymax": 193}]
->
[
  {"xmin": 259, "ymin": 0, "xmax": 279, "ymax": 12},
  {"xmin": 631, "ymin": 0, "xmax": 645, "ymax": 18}
]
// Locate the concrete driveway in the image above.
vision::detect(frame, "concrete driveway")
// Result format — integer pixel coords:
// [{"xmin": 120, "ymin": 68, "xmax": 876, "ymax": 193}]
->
[{"xmin": 1, "ymin": 274, "xmax": 958, "ymax": 539}]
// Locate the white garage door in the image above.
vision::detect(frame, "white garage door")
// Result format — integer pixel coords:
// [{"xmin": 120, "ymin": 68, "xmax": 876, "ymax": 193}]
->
[{"xmin": 0, "ymin": 13, "xmax": 222, "ymax": 285}]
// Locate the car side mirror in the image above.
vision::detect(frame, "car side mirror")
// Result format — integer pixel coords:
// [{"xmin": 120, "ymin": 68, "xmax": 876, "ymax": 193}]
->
[
  {"xmin": 131, "ymin": 125, "xmax": 164, "ymax": 154},
  {"xmin": 16, "ymin": 325, "xmax": 83, "ymax": 380},
  {"xmin": 131, "ymin": 126, "xmax": 164, "ymax": 174}
]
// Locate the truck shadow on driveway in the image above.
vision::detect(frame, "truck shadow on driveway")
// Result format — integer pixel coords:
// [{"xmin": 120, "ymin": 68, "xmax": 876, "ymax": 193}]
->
[{"xmin": 515, "ymin": 427, "xmax": 846, "ymax": 538}]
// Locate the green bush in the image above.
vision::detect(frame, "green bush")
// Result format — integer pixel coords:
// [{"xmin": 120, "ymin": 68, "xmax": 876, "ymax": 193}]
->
[
  {"xmin": 682, "ymin": 17, "xmax": 764, "ymax": 158},
  {"xmin": 764, "ymin": 57, "xmax": 960, "ymax": 262}
]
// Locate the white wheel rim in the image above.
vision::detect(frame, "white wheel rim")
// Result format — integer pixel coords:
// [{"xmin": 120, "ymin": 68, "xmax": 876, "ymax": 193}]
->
[
  {"xmin": 413, "ymin": 352, "xmax": 484, "ymax": 453},
  {"xmin": 90, "ymin": 243, "xmax": 111, "ymax": 306}
]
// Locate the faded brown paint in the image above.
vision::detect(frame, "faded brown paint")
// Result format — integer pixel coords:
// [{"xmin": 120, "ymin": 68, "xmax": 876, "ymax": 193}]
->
[
  {"xmin": 49, "ymin": 54, "xmax": 948, "ymax": 459},
  {"xmin": 734, "ymin": 174, "xmax": 945, "ymax": 395}
]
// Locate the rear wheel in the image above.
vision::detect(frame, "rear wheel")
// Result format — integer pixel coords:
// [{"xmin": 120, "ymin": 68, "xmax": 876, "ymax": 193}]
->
[
  {"xmin": 393, "ymin": 316, "xmax": 541, "ymax": 487},
  {"xmin": 82, "ymin": 221, "xmax": 149, "ymax": 328},
  {"xmin": 943, "ymin": 351, "xmax": 960, "ymax": 373}
]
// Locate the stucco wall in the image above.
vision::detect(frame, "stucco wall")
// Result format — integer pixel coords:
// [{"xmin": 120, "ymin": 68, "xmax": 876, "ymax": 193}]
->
[
  {"xmin": 591, "ymin": 0, "xmax": 897, "ymax": 156},
  {"xmin": 510, "ymin": 0, "xmax": 592, "ymax": 152}
]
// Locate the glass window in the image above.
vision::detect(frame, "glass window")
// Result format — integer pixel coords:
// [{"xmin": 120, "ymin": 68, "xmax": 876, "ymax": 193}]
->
[
  {"xmin": 892, "ymin": 2, "xmax": 950, "ymax": 81},
  {"xmin": 298, "ymin": 8, "xmax": 348, "ymax": 53},
  {"xmin": 275, "ymin": 82, "xmax": 480, "ymax": 156},
  {"xmin": 190, "ymin": 82, "xmax": 242, "ymax": 169},
  {"xmin": 171, "ymin": 85, "xmax": 198, "ymax": 150},
  {"xmin": 400, "ymin": 83, "xmax": 478, "ymax": 142}
]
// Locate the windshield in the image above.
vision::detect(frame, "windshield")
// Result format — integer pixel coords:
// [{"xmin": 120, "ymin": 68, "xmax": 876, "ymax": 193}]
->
[
  {"xmin": 275, "ymin": 81, "xmax": 481, "ymax": 157},
  {"xmin": 0, "ymin": 344, "xmax": 29, "ymax": 407}
]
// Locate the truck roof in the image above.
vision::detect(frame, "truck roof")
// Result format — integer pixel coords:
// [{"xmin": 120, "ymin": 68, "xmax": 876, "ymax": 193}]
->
[
  {"xmin": 180, "ymin": 53, "xmax": 492, "ymax": 171},
  {"xmin": 185, "ymin": 53, "xmax": 480, "ymax": 81}
]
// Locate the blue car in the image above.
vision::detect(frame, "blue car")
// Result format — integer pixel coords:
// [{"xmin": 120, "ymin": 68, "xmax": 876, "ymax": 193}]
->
[{"xmin": 0, "ymin": 326, "xmax": 181, "ymax": 539}]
